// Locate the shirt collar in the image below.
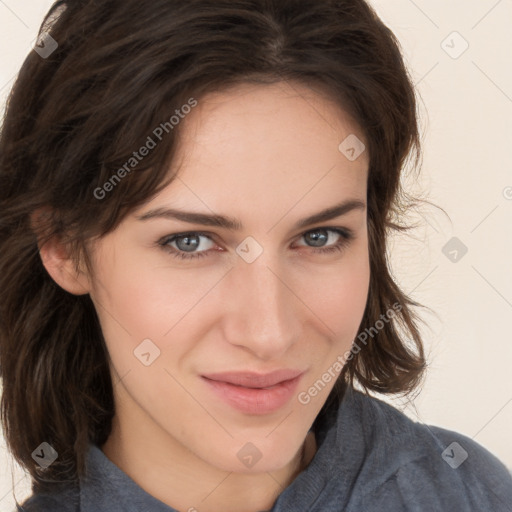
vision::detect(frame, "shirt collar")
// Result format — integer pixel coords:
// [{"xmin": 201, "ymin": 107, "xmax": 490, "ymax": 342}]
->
[
  {"xmin": 269, "ymin": 385, "xmax": 366, "ymax": 511},
  {"xmin": 81, "ymin": 444, "xmax": 178, "ymax": 511}
]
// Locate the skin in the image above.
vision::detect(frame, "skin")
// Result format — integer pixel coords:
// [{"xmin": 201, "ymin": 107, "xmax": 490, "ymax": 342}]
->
[{"xmin": 38, "ymin": 81, "xmax": 370, "ymax": 512}]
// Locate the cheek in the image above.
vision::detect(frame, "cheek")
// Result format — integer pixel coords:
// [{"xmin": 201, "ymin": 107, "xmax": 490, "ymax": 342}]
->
[
  {"xmin": 300, "ymin": 249, "xmax": 370, "ymax": 341},
  {"xmin": 90, "ymin": 253, "xmax": 228, "ymax": 369}
]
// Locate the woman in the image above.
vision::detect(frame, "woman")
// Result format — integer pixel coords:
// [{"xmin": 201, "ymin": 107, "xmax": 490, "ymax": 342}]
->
[{"xmin": 1, "ymin": 0, "xmax": 511, "ymax": 511}]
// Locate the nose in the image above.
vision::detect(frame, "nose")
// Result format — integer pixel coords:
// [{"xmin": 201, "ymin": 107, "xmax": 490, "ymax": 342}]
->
[{"xmin": 222, "ymin": 251, "xmax": 301, "ymax": 360}]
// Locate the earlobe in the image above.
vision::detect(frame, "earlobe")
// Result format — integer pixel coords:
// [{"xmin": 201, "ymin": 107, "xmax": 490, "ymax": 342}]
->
[{"xmin": 30, "ymin": 208, "xmax": 91, "ymax": 296}]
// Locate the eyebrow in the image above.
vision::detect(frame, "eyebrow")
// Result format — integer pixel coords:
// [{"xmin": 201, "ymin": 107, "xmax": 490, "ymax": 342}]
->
[{"xmin": 135, "ymin": 198, "xmax": 366, "ymax": 231}]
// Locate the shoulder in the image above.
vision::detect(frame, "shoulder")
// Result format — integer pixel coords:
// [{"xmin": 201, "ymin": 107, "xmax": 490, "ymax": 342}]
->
[
  {"xmin": 342, "ymin": 389, "xmax": 512, "ymax": 510},
  {"xmin": 15, "ymin": 486, "xmax": 79, "ymax": 512}
]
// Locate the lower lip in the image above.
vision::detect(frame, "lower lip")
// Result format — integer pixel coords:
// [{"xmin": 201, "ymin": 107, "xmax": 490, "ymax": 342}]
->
[{"xmin": 201, "ymin": 374, "xmax": 303, "ymax": 415}]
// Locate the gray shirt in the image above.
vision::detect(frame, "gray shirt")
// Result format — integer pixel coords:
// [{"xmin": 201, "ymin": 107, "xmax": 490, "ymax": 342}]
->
[{"xmin": 16, "ymin": 386, "xmax": 512, "ymax": 511}]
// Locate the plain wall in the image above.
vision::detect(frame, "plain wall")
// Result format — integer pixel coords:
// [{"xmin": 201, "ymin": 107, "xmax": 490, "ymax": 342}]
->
[{"xmin": 1, "ymin": 0, "xmax": 511, "ymax": 509}]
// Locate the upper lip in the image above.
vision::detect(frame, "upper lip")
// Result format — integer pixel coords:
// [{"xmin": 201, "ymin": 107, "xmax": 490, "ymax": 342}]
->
[{"xmin": 201, "ymin": 369, "xmax": 304, "ymax": 388}]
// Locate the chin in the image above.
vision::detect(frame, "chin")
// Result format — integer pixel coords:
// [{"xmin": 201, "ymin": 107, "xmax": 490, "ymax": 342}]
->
[{"xmin": 204, "ymin": 436, "xmax": 303, "ymax": 475}]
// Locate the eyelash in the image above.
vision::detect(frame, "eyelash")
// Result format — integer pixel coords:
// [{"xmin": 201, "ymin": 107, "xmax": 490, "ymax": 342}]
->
[{"xmin": 156, "ymin": 227, "xmax": 354, "ymax": 261}]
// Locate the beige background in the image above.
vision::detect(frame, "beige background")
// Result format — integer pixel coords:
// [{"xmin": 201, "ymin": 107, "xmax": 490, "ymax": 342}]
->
[{"xmin": 1, "ymin": 0, "xmax": 511, "ymax": 508}]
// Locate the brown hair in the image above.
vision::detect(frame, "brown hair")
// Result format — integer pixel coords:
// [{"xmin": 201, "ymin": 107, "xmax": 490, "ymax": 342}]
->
[{"xmin": 0, "ymin": 0, "xmax": 440, "ymax": 497}]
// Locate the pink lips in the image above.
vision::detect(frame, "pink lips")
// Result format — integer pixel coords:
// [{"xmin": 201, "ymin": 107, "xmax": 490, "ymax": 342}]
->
[{"xmin": 201, "ymin": 369, "xmax": 305, "ymax": 415}]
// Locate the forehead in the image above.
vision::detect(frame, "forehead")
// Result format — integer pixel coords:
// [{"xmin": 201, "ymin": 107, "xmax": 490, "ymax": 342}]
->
[{"xmin": 142, "ymin": 82, "xmax": 368, "ymax": 222}]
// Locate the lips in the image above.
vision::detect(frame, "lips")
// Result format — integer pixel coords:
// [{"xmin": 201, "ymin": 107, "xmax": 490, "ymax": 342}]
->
[
  {"xmin": 201, "ymin": 370, "xmax": 305, "ymax": 415},
  {"xmin": 201, "ymin": 369, "xmax": 304, "ymax": 389}
]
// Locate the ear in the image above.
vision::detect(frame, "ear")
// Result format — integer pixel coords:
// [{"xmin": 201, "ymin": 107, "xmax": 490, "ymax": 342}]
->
[{"xmin": 30, "ymin": 207, "xmax": 91, "ymax": 296}]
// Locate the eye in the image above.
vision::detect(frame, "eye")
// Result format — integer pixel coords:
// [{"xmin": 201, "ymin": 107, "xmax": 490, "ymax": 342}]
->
[
  {"xmin": 156, "ymin": 227, "xmax": 354, "ymax": 261},
  {"xmin": 157, "ymin": 232, "xmax": 215, "ymax": 260},
  {"xmin": 295, "ymin": 228, "xmax": 353, "ymax": 255}
]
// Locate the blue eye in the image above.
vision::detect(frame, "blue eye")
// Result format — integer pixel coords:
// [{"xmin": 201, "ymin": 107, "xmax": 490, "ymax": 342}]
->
[
  {"xmin": 158, "ymin": 232, "xmax": 214, "ymax": 260},
  {"xmin": 157, "ymin": 227, "xmax": 354, "ymax": 261}
]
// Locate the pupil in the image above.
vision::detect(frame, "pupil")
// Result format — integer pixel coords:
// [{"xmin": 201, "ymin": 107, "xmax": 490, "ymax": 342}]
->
[
  {"xmin": 307, "ymin": 230, "xmax": 327, "ymax": 247},
  {"xmin": 177, "ymin": 235, "xmax": 199, "ymax": 252}
]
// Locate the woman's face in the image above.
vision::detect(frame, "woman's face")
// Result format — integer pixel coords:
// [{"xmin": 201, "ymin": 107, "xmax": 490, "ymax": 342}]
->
[{"xmin": 86, "ymin": 81, "xmax": 370, "ymax": 474}]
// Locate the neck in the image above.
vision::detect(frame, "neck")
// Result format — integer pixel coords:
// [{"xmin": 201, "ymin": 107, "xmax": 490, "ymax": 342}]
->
[{"xmin": 101, "ymin": 403, "xmax": 318, "ymax": 512}]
